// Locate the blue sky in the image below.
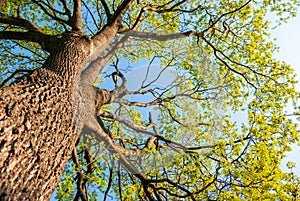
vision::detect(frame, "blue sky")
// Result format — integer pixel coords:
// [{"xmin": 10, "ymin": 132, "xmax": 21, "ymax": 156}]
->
[{"xmin": 50, "ymin": 12, "xmax": 300, "ymax": 200}]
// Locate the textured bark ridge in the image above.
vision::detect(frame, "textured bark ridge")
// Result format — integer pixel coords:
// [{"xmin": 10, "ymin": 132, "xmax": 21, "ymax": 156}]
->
[{"xmin": 0, "ymin": 34, "xmax": 92, "ymax": 200}]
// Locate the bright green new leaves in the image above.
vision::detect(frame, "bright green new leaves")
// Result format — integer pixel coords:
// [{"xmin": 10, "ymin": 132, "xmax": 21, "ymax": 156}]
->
[
  {"xmin": 57, "ymin": 0, "xmax": 300, "ymax": 199},
  {"xmin": 1, "ymin": 0, "xmax": 23, "ymax": 17},
  {"xmin": 2, "ymin": 0, "xmax": 300, "ymax": 200}
]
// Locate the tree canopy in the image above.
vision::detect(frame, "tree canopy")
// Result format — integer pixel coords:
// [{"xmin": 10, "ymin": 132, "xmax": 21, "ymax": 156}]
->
[{"xmin": 1, "ymin": 0, "xmax": 300, "ymax": 200}]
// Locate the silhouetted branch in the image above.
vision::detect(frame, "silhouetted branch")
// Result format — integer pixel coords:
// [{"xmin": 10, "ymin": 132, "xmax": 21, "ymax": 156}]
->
[
  {"xmin": 103, "ymin": 165, "xmax": 114, "ymax": 201},
  {"xmin": 59, "ymin": 0, "xmax": 72, "ymax": 19},
  {"xmin": 81, "ymin": 0, "xmax": 100, "ymax": 30},
  {"xmin": 0, "ymin": 17, "xmax": 41, "ymax": 31},
  {"xmin": 32, "ymin": 0, "xmax": 70, "ymax": 26},
  {"xmin": 0, "ymin": 31, "xmax": 59, "ymax": 52},
  {"xmin": 100, "ymin": 0, "xmax": 112, "ymax": 21},
  {"xmin": 72, "ymin": 147, "xmax": 88, "ymax": 201}
]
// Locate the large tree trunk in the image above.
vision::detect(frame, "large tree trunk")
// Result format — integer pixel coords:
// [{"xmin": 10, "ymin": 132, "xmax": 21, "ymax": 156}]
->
[{"xmin": 0, "ymin": 34, "xmax": 93, "ymax": 200}]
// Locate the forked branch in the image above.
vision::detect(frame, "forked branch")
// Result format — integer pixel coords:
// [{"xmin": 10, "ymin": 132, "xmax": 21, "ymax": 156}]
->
[
  {"xmin": 91, "ymin": 0, "xmax": 133, "ymax": 47},
  {"xmin": 32, "ymin": 0, "xmax": 70, "ymax": 25}
]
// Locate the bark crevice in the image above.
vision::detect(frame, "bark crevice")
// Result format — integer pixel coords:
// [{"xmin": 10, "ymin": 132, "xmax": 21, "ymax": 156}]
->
[{"xmin": 0, "ymin": 35, "xmax": 93, "ymax": 200}]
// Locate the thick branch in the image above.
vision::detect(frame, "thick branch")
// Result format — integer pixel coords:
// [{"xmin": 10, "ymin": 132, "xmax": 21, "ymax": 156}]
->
[
  {"xmin": 91, "ymin": 0, "xmax": 133, "ymax": 47},
  {"xmin": 82, "ymin": 35, "xmax": 129, "ymax": 86},
  {"xmin": 80, "ymin": 1, "xmax": 133, "ymax": 86},
  {"xmin": 122, "ymin": 29, "xmax": 209, "ymax": 41},
  {"xmin": 71, "ymin": 0, "xmax": 83, "ymax": 31},
  {"xmin": 94, "ymin": 88, "xmax": 113, "ymax": 109},
  {"xmin": 110, "ymin": 0, "xmax": 133, "ymax": 24},
  {"xmin": 0, "ymin": 31, "xmax": 43, "ymax": 41},
  {"xmin": 0, "ymin": 31, "xmax": 59, "ymax": 52},
  {"xmin": 89, "ymin": 117, "xmax": 155, "ymax": 157},
  {"xmin": 85, "ymin": 117, "xmax": 146, "ymax": 175}
]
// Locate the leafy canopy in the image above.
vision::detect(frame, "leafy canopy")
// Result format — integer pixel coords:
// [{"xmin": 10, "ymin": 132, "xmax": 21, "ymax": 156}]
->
[{"xmin": 1, "ymin": 0, "xmax": 300, "ymax": 200}]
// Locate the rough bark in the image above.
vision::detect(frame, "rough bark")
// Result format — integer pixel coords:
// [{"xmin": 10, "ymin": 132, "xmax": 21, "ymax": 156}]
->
[
  {"xmin": 0, "ymin": 0, "xmax": 132, "ymax": 198},
  {"xmin": 0, "ymin": 33, "xmax": 93, "ymax": 200}
]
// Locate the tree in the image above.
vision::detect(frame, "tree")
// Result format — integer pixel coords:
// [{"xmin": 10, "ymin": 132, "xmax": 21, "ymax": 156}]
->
[{"xmin": 1, "ymin": 0, "xmax": 300, "ymax": 200}]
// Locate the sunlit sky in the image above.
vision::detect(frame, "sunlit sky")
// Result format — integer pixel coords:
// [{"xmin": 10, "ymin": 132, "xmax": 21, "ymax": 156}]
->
[{"xmin": 271, "ymin": 14, "xmax": 300, "ymax": 173}]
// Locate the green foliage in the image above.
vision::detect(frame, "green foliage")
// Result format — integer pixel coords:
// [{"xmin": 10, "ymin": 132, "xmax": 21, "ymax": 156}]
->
[{"xmin": 2, "ymin": 0, "xmax": 300, "ymax": 200}]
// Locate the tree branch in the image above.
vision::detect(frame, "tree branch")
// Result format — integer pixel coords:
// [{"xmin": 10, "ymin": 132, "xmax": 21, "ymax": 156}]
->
[
  {"xmin": 117, "ymin": 163, "xmax": 123, "ymax": 200},
  {"xmin": 82, "ymin": 34, "xmax": 129, "ymax": 88},
  {"xmin": 100, "ymin": 0, "xmax": 112, "ymax": 22},
  {"xmin": 201, "ymin": 36, "xmax": 256, "ymax": 88},
  {"xmin": 0, "ymin": 31, "xmax": 60, "ymax": 53},
  {"xmin": 32, "ymin": 0, "xmax": 70, "ymax": 26},
  {"xmin": 85, "ymin": 116, "xmax": 153, "ymax": 159},
  {"xmin": 97, "ymin": 108, "xmax": 206, "ymax": 154},
  {"xmin": 81, "ymin": 0, "xmax": 100, "ymax": 30},
  {"xmin": 120, "ymin": 0, "xmax": 251, "ymax": 41},
  {"xmin": 94, "ymin": 88, "xmax": 113, "ymax": 109},
  {"xmin": 38, "ymin": 0, "xmax": 67, "ymax": 15},
  {"xmin": 131, "ymin": 8, "xmax": 146, "ymax": 30},
  {"xmin": 72, "ymin": 147, "xmax": 88, "ymax": 201},
  {"xmin": 59, "ymin": 0, "xmax": 72, "ymax": 19},
  {"xmin": 121, "ymin": 29, "xmax": 208, "ymax": 41},
  {"xmin": 209, "ymin": 0, "xmax": 252, "ymax": 30},
  {"xmin": 71, "ymin": 0, "xmax": 83, "ymax": 31},
  {"xmin": 91, "ymin": 0, "xmax": 133, "ymax": 48},
  {"xmin": 12, "ymin": 41, "xmax": 47, "ymax": 59},
  {"xmin": 97, "ymin": 109, "xmax": 156, "ymax": 136},
  {"xmin": 141, "ymin": 0, "xmax": 200, "ymax": 13},
  {"xmin": 103, "ymin": 164, "xmax": 114, "ymax": 201},
  {"xmin": 0, "ymin": 31, "xmax": 41, "ymax": 41},
  {"xmin": 0, "ymin": 17, "xmax": 41, "ymax": 32},
  {"xmin": 110, "ymin": 0, "xmax": 133, "ymax": 24}
]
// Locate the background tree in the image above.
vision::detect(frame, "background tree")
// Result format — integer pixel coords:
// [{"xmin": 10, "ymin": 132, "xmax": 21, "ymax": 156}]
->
[{"xmin": 1, "ymin": 0, "xmax": 300, "ymax": 200}]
